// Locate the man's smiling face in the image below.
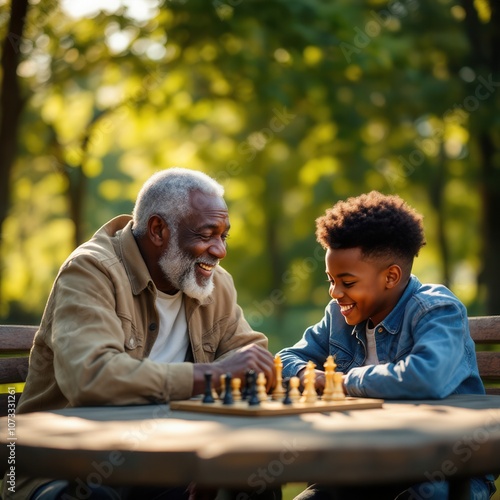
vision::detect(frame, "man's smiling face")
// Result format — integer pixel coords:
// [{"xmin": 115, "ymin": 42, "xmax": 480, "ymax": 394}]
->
[{"xmin": 159, "ymin": 190, "xmax": 230, "ymax": 301}]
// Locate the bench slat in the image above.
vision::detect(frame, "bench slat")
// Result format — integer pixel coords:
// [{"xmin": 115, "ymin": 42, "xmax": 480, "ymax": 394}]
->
[
  {"xmin": 0, "ymin": 325, "xmax": 37, "ymax": 352},
  {"xmin": 0, "ymin": 357, "xmax": 30, "ymax": 384},
  {"xmin": 469, "ymin": 316, "xmax": 500, "ymax": 344},
  {"xmin": 475, "ymin": 352, "xmax": 500, "ymax": 381}
]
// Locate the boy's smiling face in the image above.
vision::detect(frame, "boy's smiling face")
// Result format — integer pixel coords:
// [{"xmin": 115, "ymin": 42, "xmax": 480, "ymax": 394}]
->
[{"xmin": 325, "ymin": 246, "xmax": 402, "ymax": 327}]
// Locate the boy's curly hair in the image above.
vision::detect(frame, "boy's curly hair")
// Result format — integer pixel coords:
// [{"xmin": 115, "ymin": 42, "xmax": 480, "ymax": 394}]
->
[{"xmin": 315, "ymin": 191, "xmax": 426, "ymax": 266}]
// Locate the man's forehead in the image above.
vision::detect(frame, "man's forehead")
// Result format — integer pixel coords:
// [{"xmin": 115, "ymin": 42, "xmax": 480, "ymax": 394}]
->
[{"xmin": 189, "ymin": 190, "xmax": 228, "ymax": 214}]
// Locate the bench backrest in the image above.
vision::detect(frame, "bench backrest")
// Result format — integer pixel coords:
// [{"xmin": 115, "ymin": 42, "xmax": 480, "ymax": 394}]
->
[
  {"xmin": 0, "ymin": 325, "xmax": 38, "ymax": 416},
  {"xmin": 469, "ymin": 316, "xmax": 500, "ymax": 395},
  {"xmin": 0, "ymin": 316, "xmax": 499, "ymax": 415}
]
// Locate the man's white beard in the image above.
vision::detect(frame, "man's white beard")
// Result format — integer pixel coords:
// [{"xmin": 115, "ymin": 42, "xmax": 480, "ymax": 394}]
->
[{"xmin": 159, "ymin": 235, "xmax": 215, "ymax": 301}]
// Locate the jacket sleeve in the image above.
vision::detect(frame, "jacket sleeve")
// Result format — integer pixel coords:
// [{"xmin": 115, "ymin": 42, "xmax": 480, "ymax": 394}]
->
[
  {"xmin": 47, "ymin": 255, "xmax": 193, "ymax": 406},
  {"xmin": 344, "ymin": 302, "xmax": 476, "ymax": 399},
  {"xmin": 278, "ymin": 306, "xmax": 332, "ymax": 379}
]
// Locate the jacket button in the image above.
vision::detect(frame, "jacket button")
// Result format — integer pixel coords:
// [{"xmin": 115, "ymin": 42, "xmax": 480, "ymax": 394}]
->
[
  {"xmin": 378, "ymin": 327, "xmax": 383, "ymax": 333},
  {"xmin": 149, "ymin": 323, "xmax": 157, "ymax": 331},
  {"xmin": 129, "ymin": 337, "xmax": 136, "ymax": 348}
]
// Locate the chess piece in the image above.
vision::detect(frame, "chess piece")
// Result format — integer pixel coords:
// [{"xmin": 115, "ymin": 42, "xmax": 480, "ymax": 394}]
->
[
  {"xmin": 231, "ymin": 377, "xmax": 242, "ymax": 401},
  {"xmin": 289, "ymin": 376, "xmax": 301, "ymax": 403},
  {"xmin": 322, "ymin": 355, "xmax": 335, "ymax": 402},
  {"xmin": 219, "ymin": 373, "xmax": 226, "ymax": 400},
  {"xmin": 247, "ymin": 370, "xmax": 260, "ymax": 406},
  {"xmin": 202, "ymin": 372, "xmax": 215, "ymax": 404},
  {"xmin": 223, "ymin": 373, "xmax": 234, "ymax": 405},
  {"xmin": 332, "ymin": 371, "xmax": 345, "ymax": 400},
  {"xmin": 257, "ymin": 372, "xmax": 267, "ymax": 401},
  {"xmin": 282, "ymin": 378, "xmax": 292, "ymax": 405},
  {"xmin": 272, "ymin": 355, "xmax": 285, "ymax": 401},
  {"xmin": 242, "ymin": 370, "xmax": 252, "ymax": 400},
  {"xmin": 301, "ymin": 361, "xmax": 317, "ymax": 403}
]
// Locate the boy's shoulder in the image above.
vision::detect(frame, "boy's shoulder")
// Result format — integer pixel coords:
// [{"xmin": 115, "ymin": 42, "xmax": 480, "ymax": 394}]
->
[{"xmin": 400, "ymin": 275, "xmax": 466, "ymax": 317}]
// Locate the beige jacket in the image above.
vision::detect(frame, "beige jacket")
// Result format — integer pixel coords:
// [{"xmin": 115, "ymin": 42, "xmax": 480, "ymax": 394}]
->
[{"xmin": 5, "ymin": 215, "xmax": 267, "ymax": 498}]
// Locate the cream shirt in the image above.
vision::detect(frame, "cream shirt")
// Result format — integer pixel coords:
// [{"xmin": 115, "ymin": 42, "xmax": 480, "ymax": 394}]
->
[{"xmin": 149, "ymin": 290, "xmax": 189, "ymax": 363}]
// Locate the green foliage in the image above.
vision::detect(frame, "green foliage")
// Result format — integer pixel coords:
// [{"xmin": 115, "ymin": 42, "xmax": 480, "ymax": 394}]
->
[{"xmin": 1, "ymin": 0, "xmax": 499, "ymax": 346}]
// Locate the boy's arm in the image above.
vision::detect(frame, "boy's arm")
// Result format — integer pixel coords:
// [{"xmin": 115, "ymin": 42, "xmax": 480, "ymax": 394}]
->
[
  {"xmin": 278, "ymin": 305, "xmax": 333, "ymax": 380},
  {"xmin": 344, "ymin": 303, "xmax": 476, "ymax": 399}
]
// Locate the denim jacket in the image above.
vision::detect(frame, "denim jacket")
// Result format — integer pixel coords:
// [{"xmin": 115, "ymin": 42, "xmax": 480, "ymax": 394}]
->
[{"xmin": 279, "ymin": 275, "xmax": 485, "ymax": 399}]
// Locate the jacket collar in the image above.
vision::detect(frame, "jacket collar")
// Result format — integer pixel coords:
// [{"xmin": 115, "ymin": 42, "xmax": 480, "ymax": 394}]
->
[{"xmin": 379, "ymin": 274, "xmax": 421, "ymax": 335}]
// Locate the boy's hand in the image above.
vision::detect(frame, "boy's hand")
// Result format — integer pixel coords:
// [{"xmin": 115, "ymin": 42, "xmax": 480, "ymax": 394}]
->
[{"xmin": 297, "ymin": 367, "xmax": 326, "ymax": 395}]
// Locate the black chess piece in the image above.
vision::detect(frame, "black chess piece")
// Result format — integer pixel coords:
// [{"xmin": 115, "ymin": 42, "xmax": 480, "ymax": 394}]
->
[
  {"xmin": 282, "ymin": 378, "xmax": 292, "ymax": 405},
  {"xmin": 247, "ymin": 370, "xmax": 260, "ymax": 406},
  {"xmin": 241, "ymin": 370, "xmax": 251, "ymax": 400},
  {"xmin": 202, "ymin": 372, "xmax": 215, "ymax": 404},
  {"xmin": 223, "ymin": 373, "xmax": 234, "ymax": 405}
]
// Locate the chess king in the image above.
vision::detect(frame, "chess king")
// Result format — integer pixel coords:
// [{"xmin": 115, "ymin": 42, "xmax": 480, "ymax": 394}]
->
[
  {"xmin": 5, "ymin": 168, "xmax": 278, "ymax": 500},
  {"xmin": 277, "ymin": 191, "xmax": 495, "ymax": 500}
]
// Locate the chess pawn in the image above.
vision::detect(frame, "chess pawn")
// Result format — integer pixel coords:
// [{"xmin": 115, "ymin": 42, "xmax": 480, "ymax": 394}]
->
[
  {"xmin": 332, "ymin": 371, "xmax": 345, "ymax": 400},
  {"xmin": 257, "ymin": 372, "xmax": 267, "ymax": 401},
  {"xmin": 272, "ymin": 355, "xmax": 285, "ymax": 401},
  {"xmin": 231, "ymin": 377, "xmax": 242, "ymax": 401},
  {"xmin": 301, "ymin": 361, "xmax": 318, "ymax": 403},
  {"xmin": 289, "ymin": 376, "xmax": 301, "ymax": 403}
]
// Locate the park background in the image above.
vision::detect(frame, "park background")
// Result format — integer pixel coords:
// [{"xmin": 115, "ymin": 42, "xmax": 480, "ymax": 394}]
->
[{"xmin": 1, "ymin": 0, "xmax": 500, "ymax": 496}]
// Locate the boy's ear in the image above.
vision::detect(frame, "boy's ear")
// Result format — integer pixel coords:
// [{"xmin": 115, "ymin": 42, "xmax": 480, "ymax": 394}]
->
[{"xmin": 385, "ymin": 264, "xmax": 402, "ymax": 288}]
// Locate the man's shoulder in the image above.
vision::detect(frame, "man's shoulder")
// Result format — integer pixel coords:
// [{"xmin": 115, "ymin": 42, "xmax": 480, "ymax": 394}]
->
[{"xmin": 62, "ymin": 216, "xmax": 133, "ymax": 272}]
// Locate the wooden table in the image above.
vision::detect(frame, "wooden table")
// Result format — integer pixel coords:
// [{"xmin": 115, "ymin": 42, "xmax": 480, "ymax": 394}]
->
[{"xmin": 2, "ymin": 395, "xmax": 500, "ymax": 499}]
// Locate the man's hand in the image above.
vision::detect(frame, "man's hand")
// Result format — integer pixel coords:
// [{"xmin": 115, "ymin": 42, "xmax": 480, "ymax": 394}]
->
[{"xmin": 193, "ymin": 344, "xmax": 276, "ymax": 395}]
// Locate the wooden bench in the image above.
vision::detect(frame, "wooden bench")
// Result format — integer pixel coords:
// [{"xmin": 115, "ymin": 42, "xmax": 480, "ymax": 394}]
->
[
  {"xmin": 469, "ymin": 316, "xmax": 500, "ymax": 395},
  {"xmin": 0, "ymin": 325, "xmax": 37, "ymax": 416},
  {"xmin": 0, "ymin": 317, "xmax": 499, "ymax": 415}
]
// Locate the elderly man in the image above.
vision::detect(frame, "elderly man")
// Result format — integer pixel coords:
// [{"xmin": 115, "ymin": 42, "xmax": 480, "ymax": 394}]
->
[{"xmin": 8, "ymin": 168, "xmax": 277, "ymax": 500}]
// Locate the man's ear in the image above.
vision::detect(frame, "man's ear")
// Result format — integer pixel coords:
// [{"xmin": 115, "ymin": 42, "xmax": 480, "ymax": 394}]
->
[
  {"xmin": 148, "ymin": 215, "xmax": 170, "ymax": 248},
  {"xmin": 385, "ymin": 264, "xmax": 402, "ymax": 289}
]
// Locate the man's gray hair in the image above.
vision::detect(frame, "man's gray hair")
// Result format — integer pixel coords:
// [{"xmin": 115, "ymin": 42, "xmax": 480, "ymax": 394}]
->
[{"xmin": 132, "ymin": 167, "xmax": 224, "ymax": 237}]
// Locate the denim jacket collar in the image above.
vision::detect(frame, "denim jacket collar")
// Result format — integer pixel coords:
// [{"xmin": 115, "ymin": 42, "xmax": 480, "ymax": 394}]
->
[
  {"xmin": 379, "ymin": 275, "xmax": 421, "ymax": 335},
  {"xmin": 350, "ymin": 275, "xmax": 422, "ymax": 339}
]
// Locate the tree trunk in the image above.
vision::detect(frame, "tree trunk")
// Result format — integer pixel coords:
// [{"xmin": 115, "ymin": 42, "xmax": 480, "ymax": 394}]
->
[
  {"xmin": 461, "ymin": 0, "xmax": 500, "ymax": 314},
  {"xmin": 0, "ymin": 0, "xmax": 29, "ymax": 311}
]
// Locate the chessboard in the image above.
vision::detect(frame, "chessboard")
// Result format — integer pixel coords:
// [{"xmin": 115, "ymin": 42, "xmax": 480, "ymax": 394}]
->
[
  {"xmin": 170, "ymin": 355, "xmax": 383, "ymax": 416},
  {"xmin": 169, "ymin": 396, "xmax": 384, "ymax": 416}
]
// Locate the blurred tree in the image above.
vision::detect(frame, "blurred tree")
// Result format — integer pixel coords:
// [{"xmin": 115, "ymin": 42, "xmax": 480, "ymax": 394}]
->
[
  {"xmin": 460, "ymin": 0, "xmax": 500, "ymax": 314},
  {"xmin": 0, "ymin": 0, "xmax": 499, "ymax": 330},
  {"xmin": 0, "ymin": 0, "xmax": 28, "ymax": 306}
]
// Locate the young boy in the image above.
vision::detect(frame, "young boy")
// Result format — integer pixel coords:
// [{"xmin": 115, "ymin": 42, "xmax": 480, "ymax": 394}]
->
[{"xmin": 277, "ymin": 191, "xmax": 495, "ymax": 500}]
